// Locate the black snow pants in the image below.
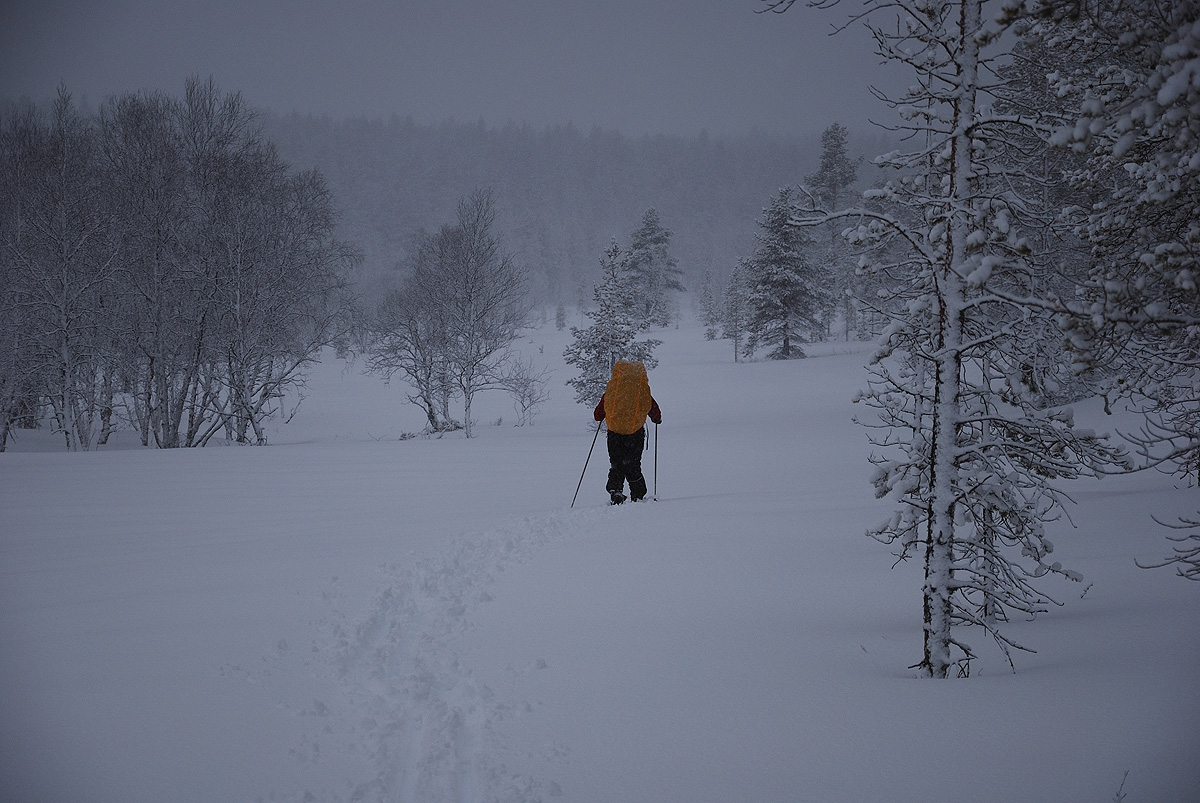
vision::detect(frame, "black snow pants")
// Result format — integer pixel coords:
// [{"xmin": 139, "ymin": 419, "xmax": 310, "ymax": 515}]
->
[{"xmin": 606, "ymin": 428, "xmax": 647, "ymax": 501}]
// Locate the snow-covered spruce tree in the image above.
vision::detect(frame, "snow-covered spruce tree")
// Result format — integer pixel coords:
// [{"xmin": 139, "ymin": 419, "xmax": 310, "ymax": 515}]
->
[
  {"xmin": 1019, "ymin": 1, "xmax": 1200, "ymax": 575},
  {"xmin": 805, "ymin": 122, "xmax": 863, "ymax": 340},
  {"xmin": 625, "ymin": 208, "xmax": 685, "ymax": 328},
  {"xmin": 1025, "ymin": 3, "xmax": 1200, "ymax": 473},
  {"xmin": 564, "ymin": 240, "xmax": 661, "ymax": 405},
  {"xmin": 984, "ymin": 37, "xmax": 1104, "ymax": 410},
  {"xmin": 698, "ymin": 269, "xmax": 722, "ymax": 340},
  {"xmin": 721, "ymin": 261, "xmax": 752, "ymax": 363},
  {"xmin": 770, "ymin": 0, "xmax": 1126, "ymax": 676},
  {"xmin": 742, "ymin": 187, "xmax": 831, "ymax": 360}
]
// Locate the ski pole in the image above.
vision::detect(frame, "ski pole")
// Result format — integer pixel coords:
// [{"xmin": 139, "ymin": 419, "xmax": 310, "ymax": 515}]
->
[
  {"xmin": 653, "ymin": 422, "xmax": 658, "ymax": 501},
  {"xmin": 571, "ymin": 420, "xmax": 603, "ymax": 508}
]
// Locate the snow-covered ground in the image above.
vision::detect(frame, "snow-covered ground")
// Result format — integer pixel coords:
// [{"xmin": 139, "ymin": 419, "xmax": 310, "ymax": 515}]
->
[{"xmin": 1, "ymin": 321, "xmax": 1197, "ymax": 803}]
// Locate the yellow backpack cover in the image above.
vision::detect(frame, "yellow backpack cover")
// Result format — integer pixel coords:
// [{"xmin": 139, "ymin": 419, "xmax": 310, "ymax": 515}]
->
[{"xmin": 604, "ymin": 361, "xmax": 652, "ymax": 435}]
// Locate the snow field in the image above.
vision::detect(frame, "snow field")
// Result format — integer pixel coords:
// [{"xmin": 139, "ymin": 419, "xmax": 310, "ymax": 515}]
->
[{"xmin": 1, "ymin": 321, "xmax": 1198, "ymax": 802}]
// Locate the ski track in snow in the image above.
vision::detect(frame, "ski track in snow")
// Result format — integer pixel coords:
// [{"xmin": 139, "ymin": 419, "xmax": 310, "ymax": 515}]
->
[{"xmin": 283, "ymin": 507, "xmax": 610, "ymax": 803}]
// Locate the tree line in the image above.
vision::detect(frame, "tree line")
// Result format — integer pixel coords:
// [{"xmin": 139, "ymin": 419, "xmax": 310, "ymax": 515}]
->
[
  {"xmin": 0, "ymin": 78, "xmax": 357, "ymax": 450},
  {"xmin": 260, "ymin": 111, "xmax": 868, "ymax": 306}
]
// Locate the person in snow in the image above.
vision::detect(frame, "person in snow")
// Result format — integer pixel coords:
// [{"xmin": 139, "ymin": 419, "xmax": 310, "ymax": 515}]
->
[{"xmin": 593, "ymin": 360, "xmax": 662, "ymax": 504}]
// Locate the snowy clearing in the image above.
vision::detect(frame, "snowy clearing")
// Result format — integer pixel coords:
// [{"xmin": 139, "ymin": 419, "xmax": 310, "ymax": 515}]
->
[{"xmin": 2, "ymin": 322, "xmax": 1198, "ymax": 803}]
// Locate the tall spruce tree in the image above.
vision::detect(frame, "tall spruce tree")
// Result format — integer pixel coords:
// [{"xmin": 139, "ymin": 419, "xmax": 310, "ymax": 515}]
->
[
  {"xmin": 564, "ymin": 241, "xmax": 660, "ymax": 405},
  {"xmin": 721, "ymin": 261, "xmax": 752, "ymax": 363},
  {"xmin": 742, "ymin": 187, "xmax": 829, "ymax": 360},
  {"xmin": 698, "ymin": 270, "xmax": 721, "ymax": 340},
  {"xmin": 805, "ymin": 122, "xmax": 863, "ymax": 339},
  {"xmin": 625, "ymin": 208, "xmax": 685, "ymax": 328}
]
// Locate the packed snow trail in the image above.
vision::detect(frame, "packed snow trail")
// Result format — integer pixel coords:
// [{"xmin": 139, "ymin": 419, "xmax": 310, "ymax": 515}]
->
[{"xmin": 312, "ymin": 507, "xmax": 616, "ymax": 802}]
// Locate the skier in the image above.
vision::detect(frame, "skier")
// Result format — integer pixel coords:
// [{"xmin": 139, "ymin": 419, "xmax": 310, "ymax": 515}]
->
[{"xmin": 593, "ymin": 360, "xmax": 662, "ymax": 504}]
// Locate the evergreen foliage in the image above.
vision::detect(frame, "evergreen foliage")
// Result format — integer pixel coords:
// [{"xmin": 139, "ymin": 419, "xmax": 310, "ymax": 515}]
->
[
  {"xmin": 806, "ymin": 122, "xmax": 864, "ymax": 339},
  {"xmin": 805, "ymin": 122, "xmax": 861, "ymax": 211},
  {"xmin": 742, "ymin": 187, "xmax": 830, "ymax": 360},
  {"xmin": 1022, "ymin": 0, "xmax": 1200, "ymax": 578},
  {"xmin": 698, "ymin": 270, "xmax": 721, "ymax": 340},
  {"xmin": 563, "ymin": 241, "xmax": 660, "ymax": 405},
  {"xmin": 1026, "ymin": 2, "xmax": 1200, "ymax": 481},
  {"xmin": 625, "ymin": 208, "xmax": 685, "ymax": 328},
  {"xmin": 721, "ymin": 262, "xmax": 753, "ymax": 363}
]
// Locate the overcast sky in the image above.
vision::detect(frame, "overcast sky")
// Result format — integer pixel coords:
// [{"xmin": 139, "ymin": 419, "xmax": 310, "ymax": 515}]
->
[{"xmin": 1, "ymin": 0, "xmax": 899, "ymax": 139}]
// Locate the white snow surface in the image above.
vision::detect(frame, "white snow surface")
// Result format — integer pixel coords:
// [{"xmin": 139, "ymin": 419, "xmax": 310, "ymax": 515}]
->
[{"xmin": 1, "ymin": 322, "xmax": 1198, "ymax": 803}]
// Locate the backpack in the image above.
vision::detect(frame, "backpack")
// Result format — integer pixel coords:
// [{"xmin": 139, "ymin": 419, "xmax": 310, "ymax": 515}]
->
[{"xmin": 604, "ymin": 361, "xmax": 652, "ymax": 435}]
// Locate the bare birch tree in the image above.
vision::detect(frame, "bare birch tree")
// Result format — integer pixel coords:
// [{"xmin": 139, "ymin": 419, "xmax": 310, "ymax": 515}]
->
[
  {"xmin": 368, "ymin": 190, "xmax": 528, "ymax": 437},
  {"xmin": 431, "ymin": 190, "xmax": 530, "ymax": 438},
  {"xmin": 1, "ymin": 90, "xmax": 121, "ymax": 450},
  {"xmin": 366, "ymin": 276, "xmax": 457, "ymax": 434},
  {"xmin": 2, "ymin": 78, "xmax": 355, "ymax": 448},
  {"xmin": 99, "ymin": 85, "xmax": 216, "ymax": 447}
]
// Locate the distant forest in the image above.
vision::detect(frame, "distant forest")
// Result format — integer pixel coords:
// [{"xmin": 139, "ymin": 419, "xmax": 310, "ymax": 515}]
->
[{"xmin": 261, "ymin": 112, "xmax": 890, "ymax": 307}]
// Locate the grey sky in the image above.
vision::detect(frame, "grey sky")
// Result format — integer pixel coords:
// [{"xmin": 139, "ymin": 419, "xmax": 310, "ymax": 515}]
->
[{"xmin": 1, "ymin": 0, "xmax": 897, "ymax": 138}]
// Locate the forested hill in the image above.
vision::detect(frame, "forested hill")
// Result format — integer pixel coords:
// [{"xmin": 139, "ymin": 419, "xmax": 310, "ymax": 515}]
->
[{"xmin": 262, "ymin": 113, "xmax": 882, "ymax": 306}]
